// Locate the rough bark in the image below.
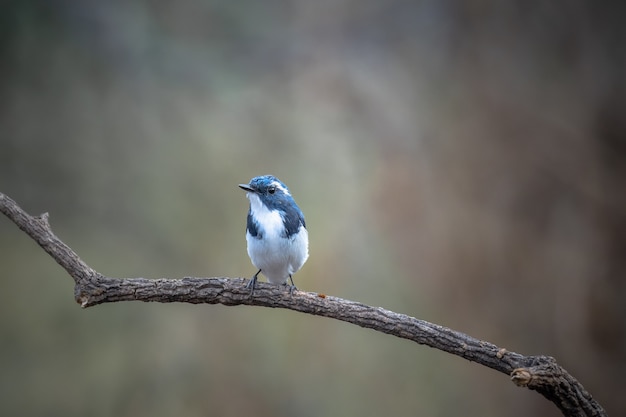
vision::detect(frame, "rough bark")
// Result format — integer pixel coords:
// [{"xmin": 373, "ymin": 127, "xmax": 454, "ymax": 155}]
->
[{"xmin": 0, "ymin": 191, "xmax": 607, "ymax": 417}]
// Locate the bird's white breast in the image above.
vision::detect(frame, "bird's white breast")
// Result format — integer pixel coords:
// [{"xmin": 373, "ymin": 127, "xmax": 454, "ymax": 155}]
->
[{"xmin": 247, "ymin": 193, "xmax": 284, "ymax": 238}]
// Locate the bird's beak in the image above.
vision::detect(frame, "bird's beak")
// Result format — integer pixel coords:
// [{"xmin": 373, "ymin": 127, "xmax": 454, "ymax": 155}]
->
[{"xmin": 239, "ymin": 183, "xmax": 256, "ymax": 193}]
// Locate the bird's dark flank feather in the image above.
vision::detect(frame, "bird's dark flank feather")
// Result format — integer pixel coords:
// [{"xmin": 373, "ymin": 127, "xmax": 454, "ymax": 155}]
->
[
  {"xmin": 246, "ymin": 211, "xmax": 260, "ymax": 238},
  {"xmin": 281, "ymin": 207, "xmax": 306, "ymax": 238}
]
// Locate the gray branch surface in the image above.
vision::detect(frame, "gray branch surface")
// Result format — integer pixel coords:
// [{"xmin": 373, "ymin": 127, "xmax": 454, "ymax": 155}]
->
[{"xmin": 0, "ymin": 191, "xmax": 606, "ymax": 417}]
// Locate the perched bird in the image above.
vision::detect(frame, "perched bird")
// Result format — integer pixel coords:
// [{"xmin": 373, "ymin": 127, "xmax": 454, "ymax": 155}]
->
[{"xmin": 239, "ymin": 175, "xmax": 309, "ymax": 293}]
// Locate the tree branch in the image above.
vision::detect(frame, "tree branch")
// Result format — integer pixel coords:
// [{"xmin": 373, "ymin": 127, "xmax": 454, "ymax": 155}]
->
[{"xmin": 0, "ymin": 191, "xmax": 606, "ymax": 417}]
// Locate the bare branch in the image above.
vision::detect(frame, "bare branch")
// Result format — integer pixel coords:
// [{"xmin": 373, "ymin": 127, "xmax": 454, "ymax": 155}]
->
[{"xmin": 0, "ymin": 191, "xmax": 607, "ymax": 417}]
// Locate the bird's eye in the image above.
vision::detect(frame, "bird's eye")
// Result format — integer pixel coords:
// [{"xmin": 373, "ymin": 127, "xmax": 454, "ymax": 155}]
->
[{"xmin": 268, "ymin": 186, "xmax": 276, "ymax": 194}]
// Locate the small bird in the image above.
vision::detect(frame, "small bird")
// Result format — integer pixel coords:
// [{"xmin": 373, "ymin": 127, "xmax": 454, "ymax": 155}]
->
[{"xmin": 239, "ymin": 175, "xmax": 309, "ymax": 294}]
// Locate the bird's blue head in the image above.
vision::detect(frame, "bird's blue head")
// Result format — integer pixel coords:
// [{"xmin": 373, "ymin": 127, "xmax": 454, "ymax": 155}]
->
[{"xmin": 238, "ymin": 175, "xmax": 294, "ymax": 210}]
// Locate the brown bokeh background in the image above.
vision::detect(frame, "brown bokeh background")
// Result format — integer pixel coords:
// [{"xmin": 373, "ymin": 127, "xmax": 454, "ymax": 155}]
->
[{"xmin": 1, "ymin": 1, "xmax": 624, "ymax": 416}]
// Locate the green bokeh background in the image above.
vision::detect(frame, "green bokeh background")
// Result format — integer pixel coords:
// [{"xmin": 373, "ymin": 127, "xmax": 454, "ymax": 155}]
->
[{"xmin": 1, "ymin": 1, "xmax": 624, "ymax": 416}]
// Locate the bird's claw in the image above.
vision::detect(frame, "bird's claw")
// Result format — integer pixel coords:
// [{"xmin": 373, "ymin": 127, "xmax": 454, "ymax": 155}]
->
[{"xmin": 246, "ymin": 270, "xmax": 261, "ymax": 297}]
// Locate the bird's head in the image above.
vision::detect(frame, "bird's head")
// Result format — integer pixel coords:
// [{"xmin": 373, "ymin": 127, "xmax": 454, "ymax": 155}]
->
[{"xmin": 239, "ymin": 175, "xmax": 293, "ymax": 209}]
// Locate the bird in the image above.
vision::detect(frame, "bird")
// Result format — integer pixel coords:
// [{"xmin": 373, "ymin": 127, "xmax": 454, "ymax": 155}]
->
[{"xmin": 239, "ymin": 175, "xmax": 309, "ymax": 294}]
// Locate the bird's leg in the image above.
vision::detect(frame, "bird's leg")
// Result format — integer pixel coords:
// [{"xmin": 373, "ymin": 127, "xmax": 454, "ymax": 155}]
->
[
  {"xmin": 287, "ymin": 274, "xmax": 298, "ymax": 294},
  {"xmin": 246, "ymin": 269, "xmax": 262, "ymax": 296}
]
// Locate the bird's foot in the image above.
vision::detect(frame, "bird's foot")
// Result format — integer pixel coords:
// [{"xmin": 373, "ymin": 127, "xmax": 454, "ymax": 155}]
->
[
  {"xmin": 285, "ymin": 275, "xmax": 298, "ymax": 295},
  {"xmin": 246, "ymin": 270, "xmax": 261, "ymax": 297}
]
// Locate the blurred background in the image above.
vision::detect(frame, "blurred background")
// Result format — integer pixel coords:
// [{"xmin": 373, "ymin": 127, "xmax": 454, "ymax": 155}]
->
[{"xmin": 1, "ymin": 1, "xmax": 624, "ymax": 416}]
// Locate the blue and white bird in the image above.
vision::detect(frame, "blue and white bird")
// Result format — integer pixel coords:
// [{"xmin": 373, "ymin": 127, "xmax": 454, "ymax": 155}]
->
[{"xmin": 239, "ymin": 175, "xmax": 309, "ymax": 293}]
